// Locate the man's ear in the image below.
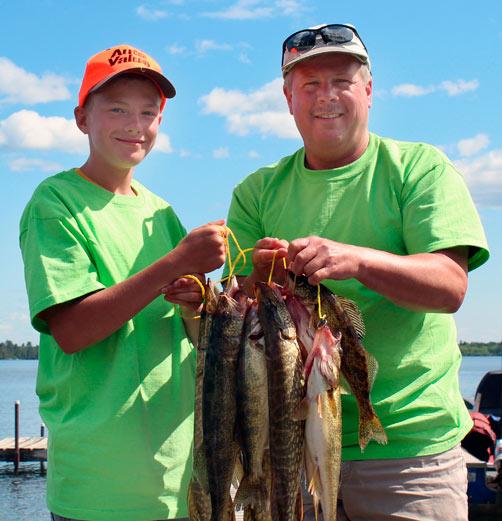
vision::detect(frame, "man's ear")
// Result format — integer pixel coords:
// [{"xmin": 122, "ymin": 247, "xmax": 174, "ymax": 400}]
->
[
  {"xmin": 74, "ymin": 106, "xmax": 89, "ymax": 135},
  {"xmin": 366, "ymin": 78, "xmax": 373, "ymax": 109},
  {"xmin": 283, "ymin": 83, "xmax": 294, "ymax": 116}
]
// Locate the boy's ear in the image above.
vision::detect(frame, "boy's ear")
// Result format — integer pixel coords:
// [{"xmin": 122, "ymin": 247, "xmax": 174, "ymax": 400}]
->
[{"xmin": 74, "ymin": 106, "xmax": 89, "ymax": 135}]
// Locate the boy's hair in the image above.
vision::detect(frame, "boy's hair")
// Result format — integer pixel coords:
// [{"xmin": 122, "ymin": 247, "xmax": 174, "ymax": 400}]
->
[{"xmin": 78, "ymin": 44, "xmax": 176, "ymax": 111}]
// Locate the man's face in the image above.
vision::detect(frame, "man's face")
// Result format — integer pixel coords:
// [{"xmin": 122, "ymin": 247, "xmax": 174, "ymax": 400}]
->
[
  {"xmin": 75, "ymin": 77, "xmax": 162, "ymax": 171},
  {"xmin": 283, "ymin": 53, "xmax": 372, "ymax": 169}
]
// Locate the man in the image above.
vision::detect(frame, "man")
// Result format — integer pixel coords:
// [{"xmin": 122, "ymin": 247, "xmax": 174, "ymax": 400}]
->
[{"xmin": 226, "ymin": 24, "xmax": 489, "ymax": 520}]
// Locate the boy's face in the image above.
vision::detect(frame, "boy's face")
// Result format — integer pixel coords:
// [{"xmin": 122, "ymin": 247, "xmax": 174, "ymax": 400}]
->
[{"xmin": 75, "ymin": 77, "xmax": 162, "ymax": 171}]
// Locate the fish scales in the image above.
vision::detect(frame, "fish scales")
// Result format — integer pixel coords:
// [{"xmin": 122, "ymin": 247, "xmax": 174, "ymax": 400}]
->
[
  {"xmin": 235, "ymin": 302, "xmax": 270, "ymax": 513},
  {"xmin": 203, "ymin": 283, "xmax": 248, "ymax": 521},
  {"xmin": 256, "ymin": 282, "xmax": 305, "ymax": 521},
  {"xmin": 291, "ymin": 274, "xmax": 386, "ymax": 450},
  {"xmin": 189, "ymin": 282, "xmax": 219, "ymax": 521}
]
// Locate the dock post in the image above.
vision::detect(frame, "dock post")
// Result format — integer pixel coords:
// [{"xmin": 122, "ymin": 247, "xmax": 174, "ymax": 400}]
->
[
  {"xmin": 40, "ymin": 423, "xmax": 46, "ymax": 474},
  {"xmin": 14, "ymin": 400, "xmax": 20, "ymax": 474}
]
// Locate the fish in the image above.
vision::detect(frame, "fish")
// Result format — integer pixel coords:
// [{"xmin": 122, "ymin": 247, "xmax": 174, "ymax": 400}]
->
[
  {"xmin": 235, "ymin": 301, "xmax": 270, "ymax": 515},
  {"xmin": 203, "ymin": 276, "xmax": 249, "ymax": 521},
  {"xmin": 242, "ymin": 449, "xmax": 273, "ymax": 521},
  {"xmin": 256, "ymin": 281, "xmax": 306, "ymax": 521},
  {"xmin": 290, "ymin": 273, "xmax": 387, "ymax": 451},
  {"xmin": 302, "ymin": 323, "xmax": 343, "ymax": 521},
  {"xmin": 188, "ymin": 281, "xmax": 220, "ymax": 521}
]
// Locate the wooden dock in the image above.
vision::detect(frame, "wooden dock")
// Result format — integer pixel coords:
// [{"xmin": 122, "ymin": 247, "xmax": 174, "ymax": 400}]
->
[{"xmin": 0, "ymin": 401, "xmax": 47, "ymax": 473}]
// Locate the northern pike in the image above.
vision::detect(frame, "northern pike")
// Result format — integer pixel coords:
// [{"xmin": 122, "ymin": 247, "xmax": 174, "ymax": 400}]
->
[
  {"xmin": 188, "ymin": 281, "xmax": 219, "ymax": 521},
  {"xmin": 256, "ymin": 282, "xmax": 305, "ymax": 521},
  {"xmin": 302, "ymin": 324, "xmax": 343, "ymax": 521},
  {"xmin": 203, "ymin": 277, "xmax": 249, "ymax": 521},
  {"xmin": 290, "ymin": 273, "xmax": 387, "ymax": 451},
  {"xmin": 235, "ymin": 301, "xmax": 270, "ymax": 514}
]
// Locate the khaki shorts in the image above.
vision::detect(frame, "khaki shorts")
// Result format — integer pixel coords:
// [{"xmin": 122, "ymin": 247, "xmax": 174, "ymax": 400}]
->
[{"xmin": 303, "ymin": 444, "xmax": 468, "ymax": 521}]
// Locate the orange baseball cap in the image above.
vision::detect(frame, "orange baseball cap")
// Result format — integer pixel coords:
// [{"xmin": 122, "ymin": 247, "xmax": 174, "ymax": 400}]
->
[{"xmin": 78, "ymin": 44, "xmax": 176, "ymax": 110}]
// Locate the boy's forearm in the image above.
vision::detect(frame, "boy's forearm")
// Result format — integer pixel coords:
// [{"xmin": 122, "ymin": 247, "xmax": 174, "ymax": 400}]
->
[{"xmin": 43, "ymin": 253, "xmax": 183, "ymax": 354}]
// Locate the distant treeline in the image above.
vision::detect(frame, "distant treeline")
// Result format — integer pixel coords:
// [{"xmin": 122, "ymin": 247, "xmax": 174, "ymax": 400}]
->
[
  {"xmin": 0, "ymin": 340, "xmax": 38, "ymax": 359},
  {"xmin": 0, "ymin": 339, "xmax": 501, "ymax": 359},
  {"xmin": 459, "ymin": 341, "xmax": 502, "ymax": 356}
]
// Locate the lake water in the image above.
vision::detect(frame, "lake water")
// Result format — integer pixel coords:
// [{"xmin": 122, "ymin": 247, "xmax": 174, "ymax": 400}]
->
[{"xmin": 0, "ymin": 356, "xmax": 501, "ymax": 520}]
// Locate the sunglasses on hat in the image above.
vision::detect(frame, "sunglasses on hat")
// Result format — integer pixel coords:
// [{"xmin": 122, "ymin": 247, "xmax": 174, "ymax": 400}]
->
[{"xmin": 282, "ymin": 24, "xmax": 368, "ymax": 68}]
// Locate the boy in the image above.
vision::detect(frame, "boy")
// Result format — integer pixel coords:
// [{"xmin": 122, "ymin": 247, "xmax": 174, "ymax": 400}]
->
[{"xmin": 19, "ymin": 44, "xmax": 226, "ymax": 521}]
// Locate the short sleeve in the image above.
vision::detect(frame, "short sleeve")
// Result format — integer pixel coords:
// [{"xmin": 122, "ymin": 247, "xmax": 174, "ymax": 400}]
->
[
  {"xmin": 401, "ymin": 152, "xmax": 489, "ymax": 271},
  {"xmin": 224, "ymin": 178, "xmax": 264, "ymax": 278},
  {"xmin": 19, "ymin": 212, "xmax": 105, "ymax": 334}
]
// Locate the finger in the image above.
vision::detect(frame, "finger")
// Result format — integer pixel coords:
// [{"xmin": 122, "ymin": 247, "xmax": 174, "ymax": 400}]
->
[
  {"xmin": 255, "ymin": 237, "xmax": 288, "ymax": 250},
  {"xmin": 290, "ymin": 244, "xmax": 317, "ymax": 276},
  {"xmin": 287, "ymin": 238, "xmax": 310, "ymax": 265}
]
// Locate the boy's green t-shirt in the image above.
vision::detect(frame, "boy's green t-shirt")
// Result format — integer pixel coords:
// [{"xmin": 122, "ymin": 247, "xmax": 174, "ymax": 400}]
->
[
  {"xmin": 19, "ymin": 169, "xmax": 195, "ymax": 521},
  {"xmin": 226, "ymin": 133, "xmax": 489, "ymax": 461}
]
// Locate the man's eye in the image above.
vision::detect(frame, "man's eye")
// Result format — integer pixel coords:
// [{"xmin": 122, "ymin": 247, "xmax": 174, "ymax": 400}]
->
[
  {"xmin": 111, "ymin": 107, "xmax": 126, "ymax": 113},
  {"xmin": 143, "ymin": 111, "xmax": 157, "ymax": 117}
]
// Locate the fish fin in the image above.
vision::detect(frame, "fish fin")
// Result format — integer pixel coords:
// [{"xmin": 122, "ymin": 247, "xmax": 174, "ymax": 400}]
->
[
  {"xmin": 336, "ymin": 296, "xmax": 365, "ymax": 338},
  {"xmin": 365, "ymin": 351, "xmax": 379, "ymax": 390},
  {"xmin": 295, "ymin": 485, "xmax": 304, "ymax": 521},
  {"xmin": 359, "ymin": 414, "xmax": 388, "ymax": 451},
  {"xmin": 316, "ymin": 394, "xmax": 323, "ymax": 419},
  {"xmin": 293, "ymin": 397, "xmax": 310, "ymax": 421},
  {"xmin": 234, "ymin": 475, "xmax": 269, "ymax": 512}
]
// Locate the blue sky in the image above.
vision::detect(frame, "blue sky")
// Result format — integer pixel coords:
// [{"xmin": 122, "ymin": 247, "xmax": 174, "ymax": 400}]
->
[{"xmin": 1, "ymin": 0, "xmax": 501, "ymax": 344}]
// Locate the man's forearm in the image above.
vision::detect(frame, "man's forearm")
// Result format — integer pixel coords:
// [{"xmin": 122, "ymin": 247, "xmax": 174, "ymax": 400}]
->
[{"xmin": 355, "ymin": 247, "xmax": 469, "ymax": 312}]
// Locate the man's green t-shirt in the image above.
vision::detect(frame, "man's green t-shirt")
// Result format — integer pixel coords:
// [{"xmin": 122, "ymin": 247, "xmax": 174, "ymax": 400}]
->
[
  {"xmin": 19, "ymin": 170, "xmax": 195, "ymax": 521},
  {"xmin": 226, "ymin": 133, "xmax": 489, "ymax": 461}
]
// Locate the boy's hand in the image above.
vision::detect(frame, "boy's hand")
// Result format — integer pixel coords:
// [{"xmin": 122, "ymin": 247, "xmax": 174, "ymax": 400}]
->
[
  {"xmin": 161, "ymin": 274, "xmax": 205, "ymax": 311},
  {"xmin": 172, "ymin": 220, "xmax": 227, "ymax": 275},
  {"xmin": 251, "ymin": 237, "xmax": 289, "ymax": 282}
]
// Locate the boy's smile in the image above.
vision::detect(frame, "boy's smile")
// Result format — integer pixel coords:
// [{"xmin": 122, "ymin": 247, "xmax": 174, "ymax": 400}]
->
[{"xmin": 75, "ymin": 76, "xmax": 162, "ymax": 192}]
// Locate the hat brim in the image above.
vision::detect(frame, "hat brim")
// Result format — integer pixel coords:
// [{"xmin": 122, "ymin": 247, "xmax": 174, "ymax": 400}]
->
[
  {"xmin": 90, "ymin": 68, "xmax": 176, "ymax": 100},
  {"xmin": 282, "ymin": 46, "xmax": 369, "ymax": 76}
]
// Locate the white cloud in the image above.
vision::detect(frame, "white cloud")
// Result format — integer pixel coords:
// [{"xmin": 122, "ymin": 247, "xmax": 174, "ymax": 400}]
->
[
  {"xmin": 391, "ymin": 84, "xmax": 434, "ymax": 97},
  {"xmin": 239, "ymin": 52, "xmax": 251, "ymax": 64},
  {"xmin": 457, "ymin": 134, "xmax": 490, "ymax": 158},
  {"xmin": 136, "ymin": 5, "xmax": 168, "ymax": 20},
  {"xmin": 154, "ymin": 132, "xmax": 173, "ymax": 153},
  {"xmin": 0, "ymin": 57, "xmax": 71, "ymax": 104},
  {"xmin": 179, "ymin": 148, "xmax": 191, "ymax": 158},
  {"xmin": 200, "ymin": 78, "xmax": 299, "ymax": 139},
  {"xmin": 0, "ymin": 110, "xmax": 86, "ymax": 153},
  {"xmin": 439, "ymin": 80, "xmax": 479, "ymax": 96},
  {"xmin": 455, "ymin": 149, "xmax": 502, "ymax": 207},
  {"xmin": 195, "ymin": 40, "xmax": 232, "ymax": 54},
  {"xmin": 9, "ymin": 157, "xmax": 63, "ymax": 173},
  {"xmin": 202, "ymin": 0, "xmax": 273, "ymax": 20},
  {"xmin": 166, "ymin": 44, "xmax": 187, "ymax": 55},
  {"xmin": 247, "ymin": 150, "xmax": 260, "ymax": 158},
  {"xmin": 213, "ymin": 147, "xmax": 230, "ymax": 159},
  {"xmin": 392, "ymin": 79, "xmax": 479, "ymax": 98},
  {"xmin": 275, "ymin": 0, "xmax": 303, "ymax": 15}
]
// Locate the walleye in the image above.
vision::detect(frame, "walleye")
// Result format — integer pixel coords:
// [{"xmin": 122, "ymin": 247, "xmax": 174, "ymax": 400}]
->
[
  {"xmin": 302, "ymin": 324, "xmax": 343, "ymax": 521},
  {"xmin": 203, "ymin": 277, "xmax": 249, "ymax": 521},
  {"xmin": 290, "ymin": 273, "xmax": 387, "ymax": 451},
  {"xmin": 256, "ymin": 282, "xmax": 305, "ymax": 521},
  {"xmin": 188, "ymin": 281, "xmax": 219, "ymax": 521},
  {"xmin": 235, "ymin": 301, "xmax": 270, "ymax": 514}
]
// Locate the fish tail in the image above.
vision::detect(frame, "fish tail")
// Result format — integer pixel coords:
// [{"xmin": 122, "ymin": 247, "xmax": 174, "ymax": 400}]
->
[
  {"xmin": 359, "ymin": 414, "xmax": 388, "ymax": 451},
  {"xmin": 234, "ymin": 475, "xmax": 269, "ymax": 512}
]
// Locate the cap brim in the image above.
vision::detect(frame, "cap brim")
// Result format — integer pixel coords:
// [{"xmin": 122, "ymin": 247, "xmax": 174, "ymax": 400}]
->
[
  {"xmin": 90, "ymin": 68, "xmax": 176, "ymax": 99},
  {"xmin": 282, "ymin": 46, "xmax": 369, "ymax": 76}
]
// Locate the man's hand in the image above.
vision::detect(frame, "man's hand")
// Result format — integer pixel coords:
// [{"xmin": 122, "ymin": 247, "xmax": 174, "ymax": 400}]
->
[
  {"xmin": 288, "ymin": 236, "xmax": 361, "ymax": 285},
  {"xmin": 251, "ymin": 237, "xmax": 289, "ymax": 281}
]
